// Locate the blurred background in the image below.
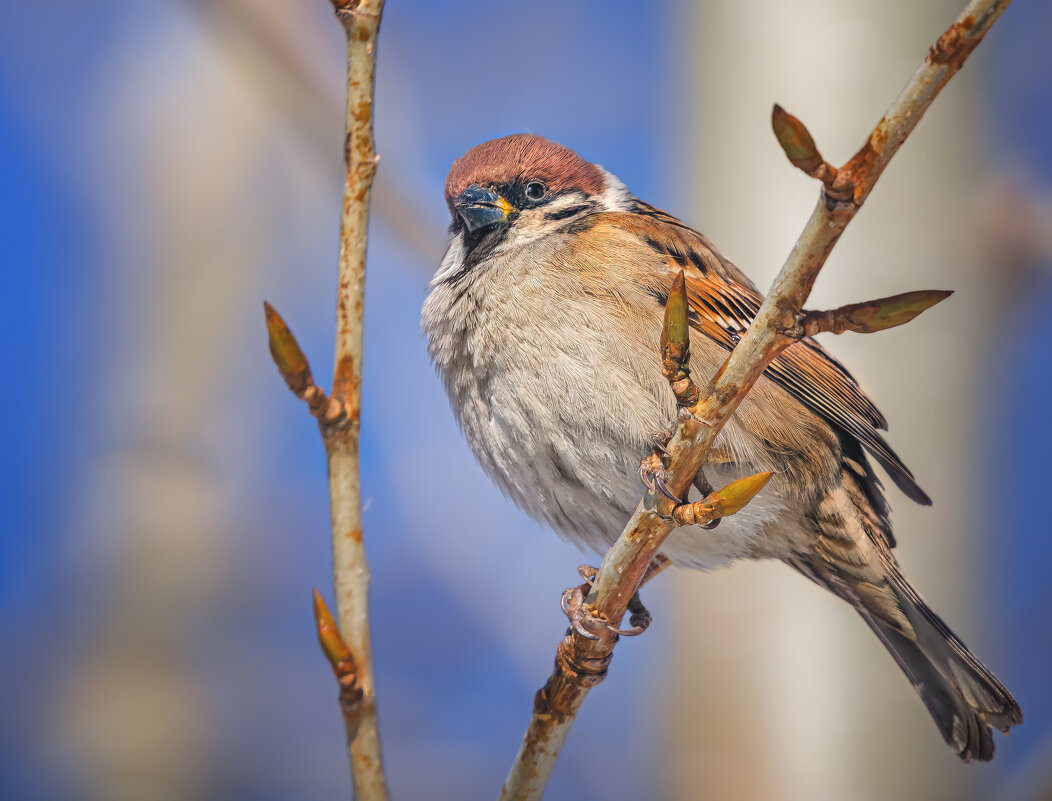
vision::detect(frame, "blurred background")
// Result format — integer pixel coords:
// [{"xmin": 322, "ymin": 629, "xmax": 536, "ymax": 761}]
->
[{"xmin": 2, "ymin": 1, "xmax": 1050, "ymax": 799}]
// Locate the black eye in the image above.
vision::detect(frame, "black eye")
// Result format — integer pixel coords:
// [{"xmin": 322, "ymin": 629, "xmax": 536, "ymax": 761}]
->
[{"xmin": 525, "ymin": 181, "xmax": 547, "ymax": 201}]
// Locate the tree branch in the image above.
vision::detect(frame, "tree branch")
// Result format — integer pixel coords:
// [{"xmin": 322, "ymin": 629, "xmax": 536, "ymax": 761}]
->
[
  {"xmin": 499, "ymin": 1, "xmax": 1010, "ymax": 797},
  {"xmin": 264, "ymin": 0, "xmax": 388, "ymax": 797},
  {"xmin": 320, "ymin": 1, "xmax": 388, "ymax": 797}
]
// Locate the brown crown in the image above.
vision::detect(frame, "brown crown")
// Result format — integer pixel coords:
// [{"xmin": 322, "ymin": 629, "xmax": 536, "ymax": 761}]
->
[{"xmin": 444, "ymin": 134, "xmax": 607, "ymax": 211}]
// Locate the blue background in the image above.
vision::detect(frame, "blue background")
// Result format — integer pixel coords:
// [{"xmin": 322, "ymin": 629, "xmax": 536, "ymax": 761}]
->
[{"xmin": 1, "ymin": 1, "xmax": 1049, "ymax": 799}]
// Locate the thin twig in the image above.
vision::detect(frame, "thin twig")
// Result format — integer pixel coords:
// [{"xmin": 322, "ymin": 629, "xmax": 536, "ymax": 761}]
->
[
  {"xmin": 323, "ymin": 0, "xmax": 388, "ymax": 798},
  {"xmin": 265, "ymin": 0, "xmax": 388, "ymax": 796},
  {"xmin": 177, "ymin": 0, "xmax": 447, "ymax": 269},
  {"xmin": 782, "ymin": 290, "xmax": 954, "ymax": 339},
  {"xmin": 499, "ymin": 1, "xmax": 1009, "ymax": 797}
]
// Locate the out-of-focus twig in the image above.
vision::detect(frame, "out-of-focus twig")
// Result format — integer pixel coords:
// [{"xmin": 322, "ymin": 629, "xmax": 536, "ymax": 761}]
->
[
  {"xmin": 499, "ymin": 2, "xmax": 1009, "ymax": 798},
  {"xmin": 180, "ymin": 0, "xmax": 446, "ymax": 268}
]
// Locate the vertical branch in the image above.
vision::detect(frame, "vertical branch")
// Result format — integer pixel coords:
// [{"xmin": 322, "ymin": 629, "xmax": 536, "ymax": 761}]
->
[
  {"xmin": 264, "ymin": 0, "xmax": 386, "ymax": 795},
  {"xmin": 326, "ymin": 0, "xmax": 386, "ymax": 797}
]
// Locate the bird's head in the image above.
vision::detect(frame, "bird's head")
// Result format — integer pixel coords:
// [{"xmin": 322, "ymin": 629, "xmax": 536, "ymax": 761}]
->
[{"xmin": 443, "ymin": 134, "xmax": 630, "ymax": 258}]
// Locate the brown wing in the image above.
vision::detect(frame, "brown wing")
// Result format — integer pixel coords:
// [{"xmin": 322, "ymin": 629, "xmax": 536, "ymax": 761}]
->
[{"xmin": 599, "ymin": 202, "xmax": 931, "ymax": 506}]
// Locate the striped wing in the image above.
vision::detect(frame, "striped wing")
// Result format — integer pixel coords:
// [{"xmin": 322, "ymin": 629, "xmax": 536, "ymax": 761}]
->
[{"xmin": 605, "ymin": 202, "xmax": 930, "ymax": 506}]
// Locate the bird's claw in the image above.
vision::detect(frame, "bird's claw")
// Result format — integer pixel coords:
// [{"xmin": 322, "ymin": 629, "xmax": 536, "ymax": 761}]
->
[
  {"xmin": 650, "ymin": 429, "xmax": 673, "ymax": 456},
  {"xmin": 560, "ymin": 583, "xmax": 602, "ymax": 640},
  {"xmin": 640, "ymin": 450, "xmax": 683, "ymax": 504},
  {"xmin": 623, "ymin": 591, "xmax": 654, "ymax": 635},
  {"xmin": 639, "ymin": 459, "xmax": 656, "ymax": 491},
  {"xmin": 654, "ymin": 472, "xmax": 683, "ymax": 504},
  {"xmin": 560, "ymin": 567, "xmax": 654, "ymax": 639},
  {"xmin": 678, "ymin": 407, "xmax": 699, "ymax": 424}
]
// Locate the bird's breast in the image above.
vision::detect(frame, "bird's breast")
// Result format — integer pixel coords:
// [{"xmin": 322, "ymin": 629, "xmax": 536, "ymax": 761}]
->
[{"xmin": 422, "ymin": 239, "xmax": 808, "ymax": 565}]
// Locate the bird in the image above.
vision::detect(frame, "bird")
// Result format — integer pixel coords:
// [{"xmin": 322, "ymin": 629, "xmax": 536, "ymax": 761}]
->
[{"xmin": 420, "ymin": 133, "xmax": 1021, "ymax": 762}]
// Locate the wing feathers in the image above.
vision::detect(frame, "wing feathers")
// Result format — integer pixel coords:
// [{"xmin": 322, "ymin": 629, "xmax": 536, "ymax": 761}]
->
[{"xmin": 595, "ymin": 205, "xmax": 931, "ymax": 506}]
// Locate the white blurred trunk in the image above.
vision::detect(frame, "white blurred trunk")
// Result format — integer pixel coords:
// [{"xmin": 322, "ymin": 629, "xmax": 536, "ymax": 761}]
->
[
  {"xmin": 664, "ymin": 2, "xmax": 993, "ymax": 799},
  {"xmin": 58, "ymin": 4, "xmax": 335, "ymax": 798}
]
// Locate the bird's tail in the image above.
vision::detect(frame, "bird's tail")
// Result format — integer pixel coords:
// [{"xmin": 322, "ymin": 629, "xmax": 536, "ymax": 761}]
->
[
  {"xmin": 854, "ymin": 565, "xmax": 1022, "ymax": 761},
  {"xmin": 791, "ymin": 456, "xmax": 1022, "ymax": 761}
]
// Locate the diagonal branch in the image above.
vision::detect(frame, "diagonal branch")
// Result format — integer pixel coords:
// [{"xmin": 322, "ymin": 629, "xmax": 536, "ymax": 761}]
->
[{"xmin": 499, "ymin": 1, "xmax": 1010, "ymax": 798}]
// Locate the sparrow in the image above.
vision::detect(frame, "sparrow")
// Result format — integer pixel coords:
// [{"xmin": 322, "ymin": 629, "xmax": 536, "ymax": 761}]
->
[{"xmin": 421, "ymin": 133, "xmax": 1021, "ymax": 761}]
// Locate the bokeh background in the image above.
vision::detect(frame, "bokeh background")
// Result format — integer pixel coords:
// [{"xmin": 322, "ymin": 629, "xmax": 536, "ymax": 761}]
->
[{"xmin": 2, "ymin": 1, "xmax": 1050, "ymax": 799}]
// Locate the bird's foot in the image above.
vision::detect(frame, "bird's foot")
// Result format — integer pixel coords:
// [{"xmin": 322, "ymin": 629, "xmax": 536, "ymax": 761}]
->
[
  {"xmin": 650, "ymin": 428, "xmax": 673, "ymax": 455},
  {"xmin": 639, "ymin": 447, "xmax": 682, "ymax": 504},
  {"xmin": 560, "ymin": 581, "xmax": 604, "ymax": 641},
  {"xmin": 560, "ymin": 565, "xmax": 653, "ymax": 639},
  {"xmin": 620, "ymin": 590, "xmax": 653, "ymax": 636}
]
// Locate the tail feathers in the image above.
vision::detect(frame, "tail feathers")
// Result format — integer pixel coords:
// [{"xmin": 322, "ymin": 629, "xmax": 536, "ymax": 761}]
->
[
  {"xmin": 797, "ymin": 454, "xmax": 1022, "ymax": 761},
  {"xmin": 861, "ymin": 591, "xmax": 1022, "ymax": 762}
]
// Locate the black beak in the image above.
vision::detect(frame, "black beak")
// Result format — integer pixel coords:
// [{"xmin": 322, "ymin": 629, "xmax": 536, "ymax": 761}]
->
[{"xmin": 454, "ymin": 184, "xmax": 511, "ymax": 233}]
